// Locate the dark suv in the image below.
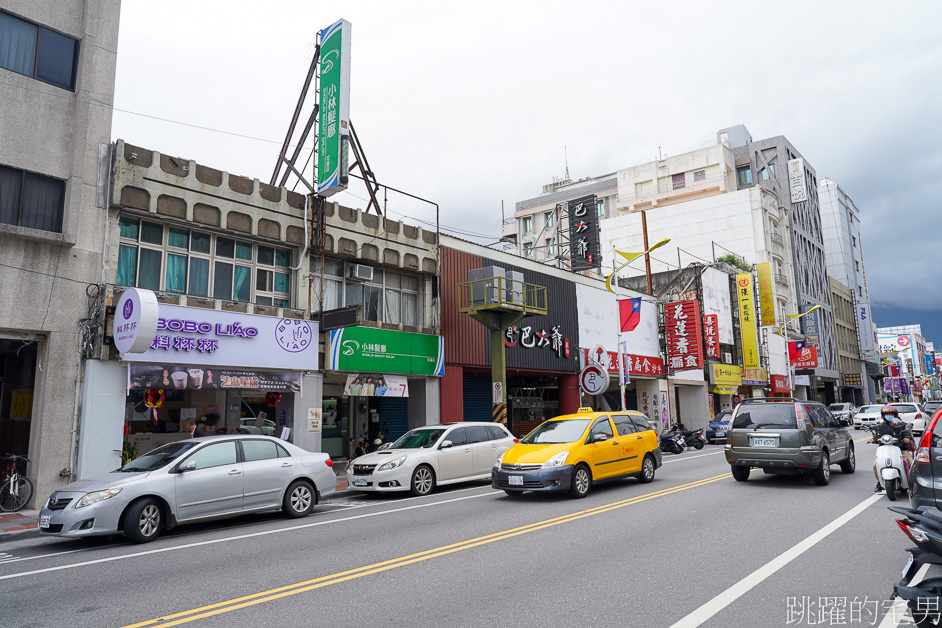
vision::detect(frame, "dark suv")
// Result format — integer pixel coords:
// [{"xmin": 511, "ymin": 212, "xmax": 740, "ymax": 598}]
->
[
  {"xmin": 725, "ymin": 398, "xmax": 855, "ymax": 485},
  {"xmin": 909, "ymin": 408, "xmax": 942, "ymax": 509}
]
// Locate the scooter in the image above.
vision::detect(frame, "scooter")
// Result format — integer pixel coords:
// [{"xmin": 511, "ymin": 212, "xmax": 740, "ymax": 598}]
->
[
  {"xmin": 871, "ymin": 428, "xmax": 911, "ymax": 501},
  {"xmin": 891, "ymin": 505, "xmax": 942, "ymax": 626},
  {"xmin": 659, "ymin": 427, "xmax": 685, "ymax": 455},
  {"xmin": 680, "ymin": 427, "xmax": 706, "ymax": 450}
]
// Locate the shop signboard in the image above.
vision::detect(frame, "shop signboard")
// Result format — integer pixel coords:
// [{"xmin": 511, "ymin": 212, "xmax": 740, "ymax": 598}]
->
[
  {"xmin": 756, "ymin": 262, "xmax": 776, "ymax": 327},
  {"xmin": 736, "ymin": 274, "xmax": 760, "ymax": 369},
  {"xmin": 856, "ymin": 302, "xmax": 875, "ymax": 356},
  {"xmin": 343, "ymin": 373, "xmax": 408, "ymax": 397},
  {"xmin": 114, "ymin": 288, "xmax": 160, "ymax": 354},
  {"xmin": 665, "ymin": 300, "xmax": 704, "ymax": 371},
  {"xmin": 579, "ymin": 364, "xmax": 607, "ymax": 395},
  {"xmin": 843, "ymin": 373, "xmax": 863, "ymax": 387},
  {"xmin": 567, "ymin": 194, "xmax": 601, "ymax": 271},
  {"xmin": 659, "ymin": 391, "xmax": 670, "ymax": 430},
  {"xmin": 327, "ymin": 327, "xmax": 445, "ymax": 376},
  {"xmin": 316, "ymin": 18, "xmax": 352, "ymax": 197},
  {"xmin": 711, "ymin": 364, "xmax": 742, "ymax": 388},
  {"xmin": 128, "ymin": 364, "xmax": 301, "ymax": 392},
  {"xmin": 123, "ymin": 304, "xmax": 319, "ymax": 371},
  {"xmin": 741, "ymin": 367, "xmax": 769, "ymax": 387},
  {"xmin": 770, "ymin": 374, "xmax": 789, "ymax": 393},
  {"xmin": 789, "ymin": 341, "xmax": 819, "ymax": 368},
  {"xmin": 703, "ymin": 314, "xmax": 719, "ymax": 360},
  {"xmin": 801, "ymin": 304, "xmax": 820, "ymax": 345},
  {"xmin": 788, "ymin": 158, "xmax": 807, "ymax": 203},
  {"xmin": 581, "ymin": 347, "xmax": 665, "ymax": 377}
]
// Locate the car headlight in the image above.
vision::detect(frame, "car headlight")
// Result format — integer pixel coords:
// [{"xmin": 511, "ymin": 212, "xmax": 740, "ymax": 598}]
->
[
  {"xmin": 541, "ymin": 451, "xmax": 570, "ymax": 469},
  {"xmin": 377, "ymin": 456, "xmax": 407, "ymax": 472},
  {"xmin": 493, "ymin": 452, "xmax": 506, "ymax": 470},
  {"xmin": 75, "ymin": 488, "xmax": 122, "ymax": 508}
]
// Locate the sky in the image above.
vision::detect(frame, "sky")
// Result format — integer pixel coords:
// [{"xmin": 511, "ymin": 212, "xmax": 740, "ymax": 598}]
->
[{"xmin": 110, "ymin": 1, "xmax": 942, "ymax": 348}]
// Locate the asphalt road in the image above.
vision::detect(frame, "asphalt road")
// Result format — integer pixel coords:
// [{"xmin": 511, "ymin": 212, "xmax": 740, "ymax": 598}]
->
[{"xmin": 0, "ymin": 436, "xmax": 927, "ymax": 628}]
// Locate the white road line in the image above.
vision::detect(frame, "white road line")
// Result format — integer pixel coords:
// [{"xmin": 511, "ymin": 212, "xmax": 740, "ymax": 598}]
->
[
  {"xmin": 670, "ymin": 493, "xmax": 884, "ymax": 628},
  {"xmin": 878, "ymin": 564, "xmax": 930, "ymax": 628},
  {"xmin": 662, "ymin": 452, "xmax": 723, "ymax": 464}
]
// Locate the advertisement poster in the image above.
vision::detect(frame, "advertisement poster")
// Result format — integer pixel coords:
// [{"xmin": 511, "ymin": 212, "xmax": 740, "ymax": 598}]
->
[
  {"xmin": 660, "ymin": 391, "xmax": 670, "ymax": 430},
  {"xmin": 736, "ymin": 274, "xmax": 760, "ymax": 369},
  {"xmin": 129, "ymin": 364, "xmax": 301, "ymax": 392},
  {"xmin": 343, "ymin": 374, "xmax": 409, "ymax": 397},
  {"xmin": 307, "ymin": 408, "xmax": 322, "ymax": 433}
]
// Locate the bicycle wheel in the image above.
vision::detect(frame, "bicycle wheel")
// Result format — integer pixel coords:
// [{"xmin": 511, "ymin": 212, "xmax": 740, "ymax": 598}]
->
[{"xmin": 0, "ymin": 476, "xmax": 34, "ymax": 512}]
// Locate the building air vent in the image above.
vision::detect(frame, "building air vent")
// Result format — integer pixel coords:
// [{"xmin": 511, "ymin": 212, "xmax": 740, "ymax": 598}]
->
[{"xmin": 723, "ymin": 352, "xmax": 733, "ymax": 363}]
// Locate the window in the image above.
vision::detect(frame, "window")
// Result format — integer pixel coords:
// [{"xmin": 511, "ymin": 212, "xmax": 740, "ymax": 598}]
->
[
  {"xmin": 611, "ymin": 415, "xmax": 638, "ymax": 436},
  {"xmin": 854, "ymin": 260, "xmax": 859, "ymax": 272},
  {"xmin": 486, "ymin": 425, "xmax": 509, "ymax": 440},
  {"xmin": 545, "ymin": 236, "xmax": 557, "ymax": 257},
  {"xmin": 467, "ymin": 426, "xmax": 492, "ymax": 443},
  {"xmin": 446, "ymin": 427, "xmax": 469, "ymax": 446},
  {"xmin": 760, "ymin": 168, "xmax": 770, "ymax": 180},
  {"xmin": 589, "ymin": 418, "xmax": 614, "ymax": 440},
  {"xmin": 672, "ymin": 173, "xmax": 685, "ymax": 190},
  {"xmin": 0, "ymin": 11, "xmax": 78, "ymax": 90},
  {"xmin": 0, "ymin": 165, "xmax": 65, "ymax": 232},
  {"xmin": 185, "ymin": 442, "xmax": 237, "ymax": 470},
  {"xmin": 117, "ymin": 217, "xmax": 292, "ymax": 306},
  {"xmin": 630, "ymin": 416, "xmax": 654, "ymax": 433},
  {"xmin": 597, "ymin": 199, "xmax": 605, "ymax": 216},
  {"xmin": 242, "ymin": 440, "xmax": 282, "ymax": 462},
  {"xmin": 313, "ymin": 260, "xmax": 421, "ymax": 327},
  {"xmin": 852, "ymin": 236, "xmax": 857, "ymax": 248},
  {"xmin": 693, "ymin": 169, "xmax": 706, "ymax": 182},
  {"xmin": 737, "ymin": 167, "xmax": 752, "ymax": 186},
  {"xmin": 768, "ymin": 163, "xmax": 775, "ymax": 177},
  {"xmin": 523, "ymin": 242, "xmax": 534, "ymax": 259},
  {"xmin": 544, "ymin": 211, "xmax": 555, "ymax": 228},
  {"xmin": 523, "ymin": 216, "xmax": 533, "ymax": 232}
]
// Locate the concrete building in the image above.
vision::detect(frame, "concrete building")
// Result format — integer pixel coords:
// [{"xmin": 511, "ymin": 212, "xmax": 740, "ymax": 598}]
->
[
  {"xmin": 829, "ymin": 277, "xmax": 866, "ymax": 405},
  {"xmin": 878, "ymin": 324, "xmax": 930, "ymax": 401},
  {"xmin": 0, "ymin": 0, "xmax": 121, "ymax": 502}
]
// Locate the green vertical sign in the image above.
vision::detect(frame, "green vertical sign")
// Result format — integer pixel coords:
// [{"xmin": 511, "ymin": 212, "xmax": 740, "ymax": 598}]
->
[{"xmin": 317, "ymin": 19, "xmax": 351, "ymax": 197}]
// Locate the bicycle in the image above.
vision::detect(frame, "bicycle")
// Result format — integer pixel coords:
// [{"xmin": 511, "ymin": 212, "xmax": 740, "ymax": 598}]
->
[{"xmin": 0, "ymin": 454, "xmax": 33, "ymax": 512}]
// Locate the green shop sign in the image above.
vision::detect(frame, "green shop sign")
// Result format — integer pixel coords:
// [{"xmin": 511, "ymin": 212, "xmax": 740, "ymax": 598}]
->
[
  {"xmin": 327, "ymin": 327, "xmax": 444, "ymax": 376},
  {"xmin": 316, "ymin": 18, "xmax": 351, "ymax": 197}
]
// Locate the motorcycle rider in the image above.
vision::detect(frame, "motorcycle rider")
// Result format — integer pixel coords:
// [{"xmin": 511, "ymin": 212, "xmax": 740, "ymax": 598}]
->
[{"xmin": 869, "ymin": 406, "xmax": 913, "ymax": 493}]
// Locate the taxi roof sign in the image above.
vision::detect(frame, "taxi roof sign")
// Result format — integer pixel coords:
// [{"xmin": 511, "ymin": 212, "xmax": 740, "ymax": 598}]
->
[{"xmin": 577, "ymin": 407, "xmax": 594, "ymax": 413}]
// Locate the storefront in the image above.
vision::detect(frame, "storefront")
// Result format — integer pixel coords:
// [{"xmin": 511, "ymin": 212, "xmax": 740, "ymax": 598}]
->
[
  {"xmin": 78, "ymin": 289, "xmax": 319, "ymax": 477},
  {"xmin": 580, "ymin": 347, "xmax": 668, "ymax": 428},
  {"xmin": 324, "ymin": 325, "xmax": 443, "ymax": 459},
  {"xmin": 741, "ymin": 367, "xmax": 769, "ymax": 398},
  {"xmin": 709, "ymin": 363, "xmax": 742, "ymax": 414},
  {"xmin": 769, "ymin": 373, "xmax": 790, "ymax": 398}
]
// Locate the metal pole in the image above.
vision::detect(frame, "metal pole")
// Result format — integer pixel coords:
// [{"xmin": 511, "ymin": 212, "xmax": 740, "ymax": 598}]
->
[
  {"xmin": 614, "ymin": 260, "xmax": 626, "ymax": 411},
  {"xmin": 784, "ymin": 321, "xmax": 793, "ymax": 397},
  {"xmin": 642, "ymin": 210, "xmax": 653, "ymax": 294}
]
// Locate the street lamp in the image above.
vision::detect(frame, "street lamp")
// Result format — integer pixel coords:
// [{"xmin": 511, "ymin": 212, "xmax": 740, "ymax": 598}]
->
[
  {"xmin": 777, "ymin": 304, "xmax": 822, "ymax": 398},
  {"xmin": 605, "ymin": 238, "xmax": 671, "ymax": 411}
]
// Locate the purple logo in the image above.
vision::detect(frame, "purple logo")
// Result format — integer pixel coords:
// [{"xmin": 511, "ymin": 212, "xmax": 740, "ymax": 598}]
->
[
  {"xmin": 275, "ymin": 319, "xmax": 312, "ymax": 353},
  {"xmin": 123, "ymin": 299, "xmax": 134, "ymax": 320}
]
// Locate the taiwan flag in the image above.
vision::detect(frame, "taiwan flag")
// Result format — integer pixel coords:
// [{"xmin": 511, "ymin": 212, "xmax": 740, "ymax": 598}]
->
[
  {"xmin": 619, "ymin": 297, "xmax": 642, "ymax": 332},
  {"xmin": 788, "ymin": 341, "xmax": 805, "ymax": 362}
]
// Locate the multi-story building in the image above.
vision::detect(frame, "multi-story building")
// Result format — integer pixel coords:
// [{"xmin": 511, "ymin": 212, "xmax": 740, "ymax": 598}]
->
[
  {"xmin": 829, "ymin": 277, "xmax": 866, "ymax": 404},
  {"xmin": 0, "ymin": 0, "xmax": 121, "ymax": 501},
  {"xmin": 878, "ymin": 324, "xmax": 930, "ymax": 401}
]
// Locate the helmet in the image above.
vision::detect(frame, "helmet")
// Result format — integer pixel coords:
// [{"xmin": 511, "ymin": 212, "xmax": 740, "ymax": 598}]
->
[
  {"xmin": 373, "ymin": 439, "xmax": 383, "ymax": 445},
  {"xmin": 881, "ymin": 406, "xmax": 899, "ymax": 422}
]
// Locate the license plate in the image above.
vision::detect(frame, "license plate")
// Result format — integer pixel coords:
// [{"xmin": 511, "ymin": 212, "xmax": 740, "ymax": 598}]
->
[
  {"xmin": 352, "ymin": 477, "xmax": 368, "ymax": 487},
  {"xmin": 508, "ymin": 475, "xmax": 524, "ymax": 486},
  {"xmin": 751, "ymin": 437, "xmax": 778, "ymax": 447},
  {"xmin": 717, "ymin": 431, "xmax": 727, "ymax": 437},
  {"xmin": 903, "ymin": 555, "xmax": 915, "ymax": 578},
  {"xmin": 39, "ymin": 515, "xmax": 51, "ymax": 529}
]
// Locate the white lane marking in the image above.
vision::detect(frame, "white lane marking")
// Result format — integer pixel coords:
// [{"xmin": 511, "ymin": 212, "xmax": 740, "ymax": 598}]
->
[
  {"xmin": 670, "ymin": 493, "xmax": 884, "ymax": 628},
  {"xmin": 662, "ymin": 452, "xmax": 723, "ymax": 464},
  {"xmin": 879, "ymin": 563, "xmax": 930, "ymax": 628},
  {"xmin": 0, "ymin": 492, "xmax": 496, "ymax": 580}
]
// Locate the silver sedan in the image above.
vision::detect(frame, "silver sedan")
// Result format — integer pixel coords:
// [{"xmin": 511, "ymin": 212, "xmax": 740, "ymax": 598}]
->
[{"xmin": 38, "ymin": 435, "xmax": 336, "ymax": 543}]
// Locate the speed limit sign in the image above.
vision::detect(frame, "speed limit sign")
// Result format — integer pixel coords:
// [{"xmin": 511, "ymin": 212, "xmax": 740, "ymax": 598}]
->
[{"xmin": 580, "ymin": 364, "xmax": 607, "ymax": 395}]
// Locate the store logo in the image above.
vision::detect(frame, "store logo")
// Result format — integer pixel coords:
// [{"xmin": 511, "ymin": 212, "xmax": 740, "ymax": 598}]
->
[
  {"xmin": 123, "ymin": 299, "xmax": 133, "ymax": 319},
  {"xmin": 898, "ymin": 336, "xmax": 911, "ymax": 347},
  {"xmin": 275, "ymin": 319, "xmax": 313, "ymax": 354},
  {"xmin": 341, "ymin": 340, "xmax": 359, "ymax": 356}
]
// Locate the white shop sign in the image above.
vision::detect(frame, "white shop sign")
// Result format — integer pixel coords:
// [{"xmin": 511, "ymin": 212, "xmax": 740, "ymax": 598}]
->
[{"xmin": 122, "ymin": 303, "xmax": 318, "ymax": 370}]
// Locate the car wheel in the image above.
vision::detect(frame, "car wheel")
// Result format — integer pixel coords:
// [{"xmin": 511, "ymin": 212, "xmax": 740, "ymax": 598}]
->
[
  {"xmin": 283, "ymin": 480, "xmax": 315, "ymax": 518},
  {"xmin": 812, "ymin": 451, "xmax": 831, "ymax": 486},
  {"xmin": 410, "ymin": 465, "xmax": 436, "ymax": 496},
  {"xmin": 707, "ymin": 438, "xmax": 714, "ymax": 445},
  {"xmin": 839, "ymin": 444, "xmax": 856, "ymax": 474},
  {"xmin": 568, "ymin": 464, "xmax": 591, "ymax": 499},
  {"xmin": 731, "ymin": 465, "xmax": 750, "ymax": 482},
  {"xmin": 886, "ymin": 477, "xmax": 898, "ymax": 501},
  {"xmin": 123, "ymin": 498, "xmax": 162, "ymax": 544},
  {"xmin": 503, "ymin": 490, "xmax": 524, "ymax": 498},
  {"xmin": 638, "ymin": 455, "xmax": 656, "ymax": 484}
]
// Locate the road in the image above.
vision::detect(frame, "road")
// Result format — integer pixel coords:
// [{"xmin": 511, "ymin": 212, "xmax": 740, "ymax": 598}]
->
[{"xmin": 0, "ymin": 436, "xmax": 925, "ymax": 627}]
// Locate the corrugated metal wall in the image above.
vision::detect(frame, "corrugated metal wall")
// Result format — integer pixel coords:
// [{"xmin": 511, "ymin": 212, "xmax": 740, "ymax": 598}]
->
[
  {"xmin": 462, "ymin": 375, "xmax": 492, "ymax": 421},
  {"xmin": 440, "ymin": 365, "xmax": 464, "ymax": 421},
  {"xmin": 376, "ymin": 397, "xmax": 409, "ymax": 442},
  {"xmin": 441, "ymin": 247, "xmax": 487, "ymax": 367}
]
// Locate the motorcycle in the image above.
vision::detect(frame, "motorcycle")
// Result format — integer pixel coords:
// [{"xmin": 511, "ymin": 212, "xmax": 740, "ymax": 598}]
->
[
  {"xmin": 870, "ymin": 427, "xmax": 911, "ymax": 501},
  {"xmin": 680, "ymin": 427, "xmax": 706, "ymax": 450},
  {"xmin": 659, "ymin": 427, "xmax": 685, "ymax": 455},
  {"xmin": 891, "ymin": 505, "xmax": 942, "ymax": 626}
]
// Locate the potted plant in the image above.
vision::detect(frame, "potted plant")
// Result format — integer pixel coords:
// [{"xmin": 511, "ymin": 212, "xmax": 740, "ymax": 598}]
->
[{"xmin": 204, "ymin": 412, "xmax": 221, "ymax": 427}]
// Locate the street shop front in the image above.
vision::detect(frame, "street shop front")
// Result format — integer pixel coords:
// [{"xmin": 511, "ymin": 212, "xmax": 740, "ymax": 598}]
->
[
  {"xmin": 740, "ymin": 367, "xmax": 769, "ymax": 398},
  {"xmin": 580, "ymin": 347, "xmax": 668, "ymax": 429},
  {"xmin": 78, "ymin": 289, "xmax": 320, "ymax": 478},
  {"xmin": 324, "ymin": 326, "xmax": 443, "ymax": 459},
  {"xmin": 709, "ymin": 363, "xmax": 742, "ymax": 414}
]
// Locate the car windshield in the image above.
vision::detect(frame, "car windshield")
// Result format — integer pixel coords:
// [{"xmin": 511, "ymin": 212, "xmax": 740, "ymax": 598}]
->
[
  {"xmin": 521, "ymin": 419, "xmax": 591, "ymax": 444},
  {"xmin": 926, "ymin": 402, "xmax": 942, "ymax": 411},
  {"xmin": 860, "ymin": 405, "xmax": 884, "ymax": 413},
  {"xmin": 732, "ymin": 404, "xmax": 797, "ymax": 429},
  {"xmin": 713, "ymin": 412, "xmax": 731, "ymax": 423},
  {"xmin": 118, "ymin": 441, "xmax": 199, "ymax": 472},
  {"xmin": 828, "ymin": 404, "xmax": 846, "ymax": 411},
  {"xmin": 388, "ymin": 428, "xmax": 446, "ymax": 449},
  {"xmin": 888, "ymin": 405, "xmax": 916, "ymax": 414}
]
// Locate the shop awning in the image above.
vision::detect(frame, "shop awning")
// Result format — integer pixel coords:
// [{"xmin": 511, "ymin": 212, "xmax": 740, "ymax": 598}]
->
[{"xmin": 713, "ymin": 385, "xmax": 739, "ymax": 395}]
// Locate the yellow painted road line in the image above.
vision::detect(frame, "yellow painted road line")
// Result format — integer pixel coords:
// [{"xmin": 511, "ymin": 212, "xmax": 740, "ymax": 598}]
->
[{"xmin": 125, "ymin": 472, "xmax": 730, "ymax": 628}]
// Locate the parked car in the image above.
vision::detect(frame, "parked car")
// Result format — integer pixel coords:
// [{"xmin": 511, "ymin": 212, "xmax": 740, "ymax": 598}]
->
[
  {"xmin": 854, "ymin": 404, "xmax": 885, "ymax": 430},
  {"xmin": 925, "ymin": 401, "xmax": 942, "ymax": 417},
  {"xmin": 886, "ymin": 403, "xmax": 930, "ymax": 435},
  {"xmin": 493, "ymin": 409, "xmax": 662, "ymax": 498},
  {"xmin": 346, "ymin": 422, "xmax": 515, "ymax": 496},
  {"xmin": 908, "ymin": 407, "xmax": 942, "ymax": 509},
  {"xmin": 240, "ymin": 417, "xmax": 277, "ymax": 436},
  {"xmin": 706, "ymin": 410, "xmax": 733, "ymax": 444},
  {"xmin": 725, "ymin": 398, "xmax": 855, "ymax": 485},
  {"xmin": 828, "ymin": 403, "xmax": 856, "ymax": 425},
  {"xmin": 38, "ymin": 435, "xmax": 336, "ymax": 543}
]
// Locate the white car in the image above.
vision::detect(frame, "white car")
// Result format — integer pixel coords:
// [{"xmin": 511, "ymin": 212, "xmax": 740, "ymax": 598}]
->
[
  {"xmin": 240, "ymin": 417, "xmax": 277, "ymax": 436},
  {"xmin": 854, "ymin": 404, "xmax": 885, "ymax": 430},
  {"xmin": 887, "ymin": 403, "xmax": 930, "ymax": 435},
  {"xmin": 828, "ymin": 403, "xmax": 856, "ymax": 425},
  {"xmin": 346, "ymin": 422, "xmax": 516, "ymax": 496}
]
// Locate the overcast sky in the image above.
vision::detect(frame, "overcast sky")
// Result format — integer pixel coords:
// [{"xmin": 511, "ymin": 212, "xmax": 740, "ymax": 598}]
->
[{"xmin": 111, "ymin": 1, "xmax": 942, "ymax": 345}]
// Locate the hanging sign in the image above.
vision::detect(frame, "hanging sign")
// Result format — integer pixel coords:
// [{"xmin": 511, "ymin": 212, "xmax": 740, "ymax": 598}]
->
[
  {"xmin": 317, "ymin": 19, "xmax": 352, "ymax": 196},
  {"xmin": 756, "ymin": 262, "xmax": 776, "ymax": 327},
  {"xmin": 579, "ymin": 364, "xmax": 607, "ymax": 395},
  {"xmin": 665, "ymin": 300, "xmax": 704, "ymax": 371},
  {"xmin": 567, "ymin": 195, "xmax": 601, "ymax": 271},
  {"xmin": 736, "ymin": 274, "xmax": 760, "ymax": 369},
  {"xmin": 703, "ymin": 314, "xmax": 719, "ymax": 360},
  {"xmin": 114, "ymin": 288, "xmax": 160, "ymax": 354}
]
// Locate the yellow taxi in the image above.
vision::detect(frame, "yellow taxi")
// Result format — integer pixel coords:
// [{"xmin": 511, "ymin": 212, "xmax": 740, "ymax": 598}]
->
[{"xmin": 492, "ymin": 408, "xmax": 662, "ymax": 498}]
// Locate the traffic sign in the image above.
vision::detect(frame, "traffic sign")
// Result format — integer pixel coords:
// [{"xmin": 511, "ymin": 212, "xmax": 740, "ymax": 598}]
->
[{"xmin": 580, "ymin": 364, "xmax": 607, "ymax": 395}]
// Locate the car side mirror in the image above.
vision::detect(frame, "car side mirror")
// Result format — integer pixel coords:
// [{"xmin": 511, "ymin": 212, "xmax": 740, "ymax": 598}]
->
[
  {"xmin": 440, "ymin": 440, "xmax": 453, "ymax": 449},
  {"xmin": 377, "ymin": 443, "xmax": 391, "ymax": 451},
  {"xmin": 593, "ymin": 433, "xmax": 608, "ymax": 443},
  {"xmin": 178, "ymin": 461, "xmax": 197, "ymax": 473}
]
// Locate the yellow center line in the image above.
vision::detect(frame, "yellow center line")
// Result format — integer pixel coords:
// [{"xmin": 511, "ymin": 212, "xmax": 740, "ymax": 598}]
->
[{"xmin": 124, "ymin": 472, "xmax": 730, "ymax": 628}]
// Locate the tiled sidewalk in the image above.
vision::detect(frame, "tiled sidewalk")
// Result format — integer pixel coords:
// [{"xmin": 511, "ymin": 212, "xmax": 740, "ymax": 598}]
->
[{"xmin": 0, "ymin": 510, "xmax": 39, "ymax": 536}]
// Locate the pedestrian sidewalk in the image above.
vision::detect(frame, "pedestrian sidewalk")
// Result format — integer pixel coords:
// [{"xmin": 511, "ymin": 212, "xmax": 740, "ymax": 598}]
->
[{"xmin": 0, "ymin": 509, "xmax": 39, "ymax": 538}]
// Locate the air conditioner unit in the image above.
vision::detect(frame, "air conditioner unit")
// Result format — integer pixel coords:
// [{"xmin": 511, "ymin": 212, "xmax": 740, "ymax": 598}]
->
[
  {"xmin": 723, "ymin": 352, "xmax": 733, "ymax": 363},
  {"xmin": 347, "ymin": 264, "xmax": 373, "ymax": 282}
]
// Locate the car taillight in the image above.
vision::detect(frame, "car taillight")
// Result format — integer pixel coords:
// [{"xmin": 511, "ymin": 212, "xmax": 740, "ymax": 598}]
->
[
  {"xmin": 325, "ymin": 459, "xmax": 333, "ymax": 467},
  {"xmin": 513, "ymin": 438, "xmax": 519, "ymax": 444},
  {"xmin": 897, "ymin": 519, "xmax": 930, "ymax": 543},
  {"xmin": 795, "ymin": 403, "xmax": 805, "ymax": 429},
  {"xmin": 915, "ymin": 411, "xmax": 942, "ymax": 463}
]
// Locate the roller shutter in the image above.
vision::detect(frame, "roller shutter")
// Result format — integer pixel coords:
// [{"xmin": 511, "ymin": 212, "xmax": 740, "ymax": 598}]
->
[{"xmin": 463, "ymin": 376, "xmax": 492, "ymax": 421}]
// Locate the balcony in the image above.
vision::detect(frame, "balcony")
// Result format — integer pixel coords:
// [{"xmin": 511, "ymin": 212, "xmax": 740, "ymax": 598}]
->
[{"xmin": 774, "ymin": 272, "xmax": 789, "ymax": 288}]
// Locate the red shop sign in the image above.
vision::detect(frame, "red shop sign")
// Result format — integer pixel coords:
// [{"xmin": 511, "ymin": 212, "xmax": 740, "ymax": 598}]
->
[{"xmin": 665, "ymin": 300, "xmax": 703, "ymax": 371}]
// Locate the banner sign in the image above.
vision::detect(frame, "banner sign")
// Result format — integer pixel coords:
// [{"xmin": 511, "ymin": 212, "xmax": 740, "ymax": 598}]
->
[
  {"xmin": 123, "ymin": 304, "xmax": 318, "ymax": 371},
  {"xmin": 317, "ymin": 18, "xmax": 352, "ymax": 197},
  {"xmin": 129, "ymin": 364, "xmax": 301, "ymax": 392},
  {"xmin": 582, "ymin": 347, "xmax": 665, "ymax": 376},
  {"xmin": 703, "ymin": 314, "xmax": 719, "ymax": 359},
  {"xmin": 328, "ymin": 327, "xmax": 444, "ymax": 376},
  {"xmin": 343, "ymin": 373, "xmax": 408, "ymax": 397},
  {"xmin": 801, "ymin": 304, "xmax": 820, "ymax": 345},
  {"xmin": 567, "ymin": 194, "xmax": 601, "ymax": 271},
  {"xmin": 843, "ymin": 373, "xmax": 863, "ymax": 387},
  {"xmin": 901, "ymin": 378, "xmax": 911, "ymax": 395},
  {"xmin": 756, "ymin": 262, "xmax": 776, "ymax": 327},
  {"xmin": 789, "ymin": 341, "xmax": 819, "ymax": 368},
  {"xmin": 771, "ymin": 374, "xmax": 789, "ymax": 393},
  {"xmin": 788, "ymin": 158, "xmax": 807, "ymax": 203},
  {"xmin": 736, "ymin": 274, "xmax": 760, "ymax": 369},
  {"xmin": 665, "ymin": 300, "xmax": 704, "ymax": 371},
  {"xmin": 856, "ymin": 302, "xmax": 874, "ymax": 356},
  {"xmin": 741, "ymin": 367, "xmax": 769, "ymax": 386},
  {"xmin": 711, "ymin": 363, "xmax": 742, "ymax": 387}
]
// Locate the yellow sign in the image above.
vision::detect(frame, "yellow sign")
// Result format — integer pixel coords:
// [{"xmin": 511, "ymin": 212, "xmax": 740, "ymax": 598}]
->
[
  {"xmin": 11, "ymin": 390, "xmax": 33, "ymax": 418},
  {"xmin": 741, "ymin": 367, "xmax": 769, "ymax": 385},
  {"xmin": 713, "ymin": 385, "xmax": 740, "ymax": 395},
  {"xmin": 757, "ymin": 262, "xmax": 776, "ymax": 327},
  {"xmin": 736, "ymin": 273, "xmax": 760, "ymax": 369},
  {"xmin": 712, "ymin": 363, "xmax": 742, "ymax": 387}
]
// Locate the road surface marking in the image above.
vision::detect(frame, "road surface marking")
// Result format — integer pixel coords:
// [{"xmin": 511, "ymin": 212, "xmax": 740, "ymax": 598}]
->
[
  {"xmin": 670, "ymin": 493, "xmax": 884, "ymax": 628},
  {"xmin": 121, "ymin": 473, "xmax": 732, "ymax": 627},
  {"xmin": 663, "ymin": 451, "xmax": 722, "ymax": 463}
]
